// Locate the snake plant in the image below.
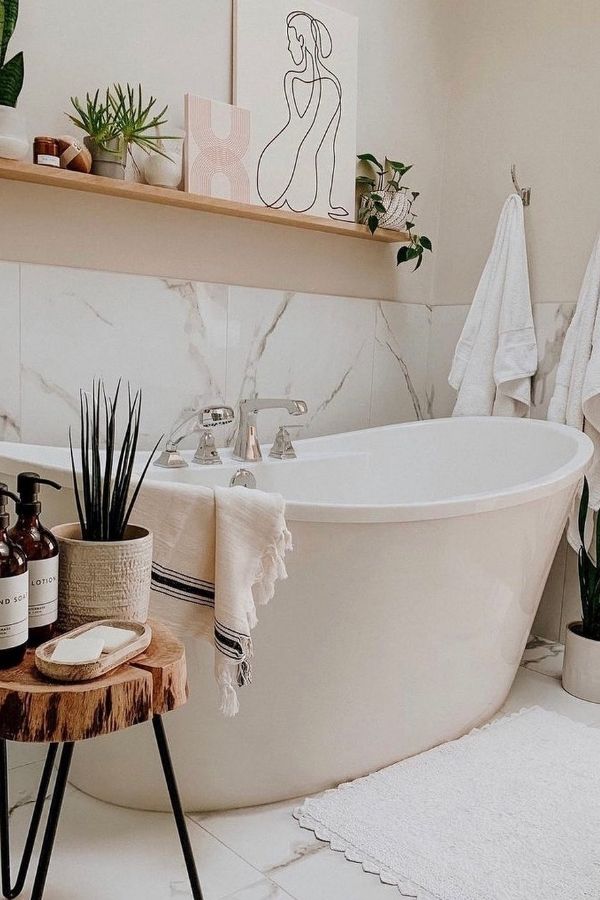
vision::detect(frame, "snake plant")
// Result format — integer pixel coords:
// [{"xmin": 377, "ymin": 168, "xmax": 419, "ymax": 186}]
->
[
  {"xmin": 69, "ymin": 380, "xmax": 161, "ymax": 542},
  {"xmin": 577, "ymin": 477, "xmax": 600, "ymax": 640},
  {"xmin": 0, "ymin": 0, "xmax": 23, "ymax": 108}
]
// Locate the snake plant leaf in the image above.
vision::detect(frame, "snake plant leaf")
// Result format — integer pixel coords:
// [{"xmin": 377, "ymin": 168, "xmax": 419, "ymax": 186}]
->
[
  {"xmin": 0, "ymin": 0, "xmax": 18, "ymax": 69},
  {"xmin": 0, "ymin": 49, "xmax": 23, "ymax": 107},
  {"xmin": 579, "ymin": 477, "xmax": 590, "ymax": 547}
]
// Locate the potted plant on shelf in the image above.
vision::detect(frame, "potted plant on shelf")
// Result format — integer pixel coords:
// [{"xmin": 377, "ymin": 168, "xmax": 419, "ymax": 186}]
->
[
  {"xmin": 0, "ymin": 0, "xmax": 27, "ymax": 160},
  {"xmin": 67, "ymin": 83, "xmax": 178, "ymax": 180},
  {"xmin": 53, "ymin": 380, "xmax": 160, "ymax": 629},
  {"xmin": 356, "ymin": 153, "xmax": 433, "ymax": 271},
  {"xmin": 562, "ymin": 477, "xmax": 600, "ymax": 702}
]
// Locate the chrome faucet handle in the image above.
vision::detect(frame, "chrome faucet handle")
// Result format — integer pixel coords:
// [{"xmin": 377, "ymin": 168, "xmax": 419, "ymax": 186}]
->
[
  {"xmin": 193, "ymin": 429, "xmax": 223, "ymax": 466},
  {"xmin": 268, "ymin": 425, "xmax": 303, "ymax": 460}
]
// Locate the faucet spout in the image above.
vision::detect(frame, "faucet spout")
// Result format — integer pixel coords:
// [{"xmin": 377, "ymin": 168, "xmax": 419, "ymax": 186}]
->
[{"xmin": 233, "ymin": 398, "xmax": 308, "ymax": 462}]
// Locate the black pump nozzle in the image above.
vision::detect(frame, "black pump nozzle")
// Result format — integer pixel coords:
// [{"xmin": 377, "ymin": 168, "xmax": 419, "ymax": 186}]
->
[
  {"xmin": 15, "ymin": 472, "xmax": 61, "ymax": 515},
  {"xmin": 0, "ymin": 483, "xmax": 20, "ymax": 527}
]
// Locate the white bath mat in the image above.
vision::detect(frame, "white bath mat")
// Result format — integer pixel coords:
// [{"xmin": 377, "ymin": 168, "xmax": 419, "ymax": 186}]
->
[{"xmin": 295, "ymin": 708, "xmax": 600, "ymax": 899}]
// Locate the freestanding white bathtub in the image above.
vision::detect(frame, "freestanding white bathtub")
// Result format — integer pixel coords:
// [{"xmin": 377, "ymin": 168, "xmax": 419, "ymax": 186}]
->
[{"xmin": 0, "ymin": 417, "xmax": 592, "ymax": 812}]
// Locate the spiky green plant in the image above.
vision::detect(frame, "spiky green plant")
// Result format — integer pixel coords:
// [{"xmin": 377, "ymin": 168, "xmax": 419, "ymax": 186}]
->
[
  {"xmin": 69, "ymin": 380, "xmax": 161, "ymax": 542},
  {"xmin": 0, "ymin": 0, "xmax": 23, "ymax": 108},
  {"xmin": 67, "ymin": 89, "xmax": 122, "ymax": 150},
  {"xmin": 109, "ymin": 83, "xmax": 178, "ymax": 160},
  {"xmin": 577, "ymin": 477, "xmax": 600, "ymax": 640}
]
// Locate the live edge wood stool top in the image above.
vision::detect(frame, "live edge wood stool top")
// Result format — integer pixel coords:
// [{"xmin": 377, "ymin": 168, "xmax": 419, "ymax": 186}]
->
[{"xmin": 0, "ymin": 620, "xmax": 187, "ymax": 744}]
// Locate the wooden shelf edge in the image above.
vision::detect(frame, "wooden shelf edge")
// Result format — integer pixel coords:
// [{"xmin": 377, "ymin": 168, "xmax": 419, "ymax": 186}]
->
[{"xmin": 0, "ymin": 158, "xmax": 408, "ymax": 244}]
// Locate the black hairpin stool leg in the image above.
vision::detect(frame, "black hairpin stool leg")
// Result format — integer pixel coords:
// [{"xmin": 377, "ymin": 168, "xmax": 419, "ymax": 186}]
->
[
  {"xmin": 29, "ymin": 742, "xmax": 73, "ymax": 900},
  {"xmin": 0, "ymin": 740, "xmax": 62, "ymax": 899},
  {"xmin": 152, "ymin": 715, "xmax": 204, "ymax": 900}
]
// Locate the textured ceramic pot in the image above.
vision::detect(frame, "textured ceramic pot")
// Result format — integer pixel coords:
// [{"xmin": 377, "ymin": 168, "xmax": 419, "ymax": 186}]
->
[
  {"xmin": 53, "ymin": 523, "xmax": 153, "ymax": 629},
  {"xmin": 360, "ymin": 187, "xmax": 412, "ymax": 231},
  {"xmin": 562, "ymin": 622, "xmax": 600, "ymax": 702},
  {"xmin": 84, "ymin": 136, "xmax": 127, "ymax": 179},
  {"xmin": 0, "ymin": 105, "xmax": 28, "ymax": 160}
]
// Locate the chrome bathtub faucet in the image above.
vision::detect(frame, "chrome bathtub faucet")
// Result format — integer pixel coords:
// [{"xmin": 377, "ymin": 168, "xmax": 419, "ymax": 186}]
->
[
  {"xmin": 154, "ymin": 405, "xmax": 235, "ymax": 468},
  {"xmin": 233, "ymin": 398, "xmax": 308, "ymax": 462}
]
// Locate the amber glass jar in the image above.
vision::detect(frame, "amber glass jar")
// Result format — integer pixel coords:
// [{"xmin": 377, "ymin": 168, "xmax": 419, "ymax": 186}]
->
[{"xmin": 33, "ymin": 136, "xmax": 60, "ymax": 168}]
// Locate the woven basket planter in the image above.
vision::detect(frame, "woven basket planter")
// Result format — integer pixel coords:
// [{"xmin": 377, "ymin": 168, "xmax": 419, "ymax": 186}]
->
[{"xmin": 53, "ymin": 523, "xmax": 153, "ymax": 630}]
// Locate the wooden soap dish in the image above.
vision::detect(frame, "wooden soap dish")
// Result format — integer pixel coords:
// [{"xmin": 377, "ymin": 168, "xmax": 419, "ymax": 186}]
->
[{"xmin": 35, "ymin": 620, "xmax": 152, "ymax": 682}]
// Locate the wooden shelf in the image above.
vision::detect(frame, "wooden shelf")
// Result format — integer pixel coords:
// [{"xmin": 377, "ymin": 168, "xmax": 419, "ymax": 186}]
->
[{"xmin": 0, "ymin": 158, "xmax": 408, "ymax": 244}]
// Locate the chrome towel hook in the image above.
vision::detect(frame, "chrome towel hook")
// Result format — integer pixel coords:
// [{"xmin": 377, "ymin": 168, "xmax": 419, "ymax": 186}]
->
[{"xmin": 511, "ymin": 164, "xmax": 531, "ymax": 206}]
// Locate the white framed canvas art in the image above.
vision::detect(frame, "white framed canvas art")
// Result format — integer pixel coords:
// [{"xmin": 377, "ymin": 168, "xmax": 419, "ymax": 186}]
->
[
  {"xmin": 184, "ymin": 94, "xmax": 252, "ymax": 203},
  {"xmin": 234, "ymin": 0, "xmax": 358, "ymax": 221}
]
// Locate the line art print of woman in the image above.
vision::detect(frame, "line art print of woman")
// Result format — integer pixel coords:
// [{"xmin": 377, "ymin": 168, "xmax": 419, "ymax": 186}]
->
[{"xmin": 256, "ymin": 10, "xmax": 350, "ymax": 220}]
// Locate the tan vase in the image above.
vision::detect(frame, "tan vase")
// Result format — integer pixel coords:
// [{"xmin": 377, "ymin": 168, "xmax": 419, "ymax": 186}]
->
[
  {"xmin": 562, "ymin": 621, "xmax": 600, "ymax": 703},
  {"xmin": 52, "ymin": 523, "xmax": 153, "ymax": 630}
]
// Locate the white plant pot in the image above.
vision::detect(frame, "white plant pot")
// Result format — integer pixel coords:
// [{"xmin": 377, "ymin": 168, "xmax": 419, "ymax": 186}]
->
[
  {"xmin": 53, "ymin": 523, "xmax": 153, "ymax": 630},
  {"xmin": 0, "ymin": 105, "xmax": 28, "ymax": 160},
  {"xmin": 360, "ymin": 187, "xmax": 413, "ymax": 232},
  {"xmin": 562, "ymin": 621, "xmax": 600, "ymax": 702}
]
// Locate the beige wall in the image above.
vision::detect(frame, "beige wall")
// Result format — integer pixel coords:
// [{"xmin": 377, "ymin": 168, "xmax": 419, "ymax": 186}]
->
[
  {"xmin": 0, "ymin": 0, "xmax": 455, "ymax": 303},
  {"xmin": 434, "ymin": 0, "xmax": 600, "ymax": 307}
]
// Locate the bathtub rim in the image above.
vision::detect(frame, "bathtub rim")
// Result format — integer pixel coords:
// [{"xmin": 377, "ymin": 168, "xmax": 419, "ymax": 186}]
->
[{"xmin": 0, "ymin": 417, "xmax": 593, "ymax": 525}]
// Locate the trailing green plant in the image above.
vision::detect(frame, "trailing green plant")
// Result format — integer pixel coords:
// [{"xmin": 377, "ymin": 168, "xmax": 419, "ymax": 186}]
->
[
  {"xmin": 0, "ymin": 0, "xmax": 23, "ymax": 108},
  {"xmin": 356, "ymin": 152, "xmax": 433, "ymax": 271},
  {"xmin": 67, "ymin": 83, "xmax": 179, "ymax": 164},
  {"xmin": 577, "ymin": 477, "xmax": 600, "ymax": 640},
  {"xmin": 69, "ymin": 380, "xmax": 161, "ymax": 542}
]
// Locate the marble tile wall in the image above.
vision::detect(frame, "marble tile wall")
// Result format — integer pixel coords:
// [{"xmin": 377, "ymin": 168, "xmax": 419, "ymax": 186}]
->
[{"xmin": 0, "ymin": 259, "xmax": 578, "ymax": 641}]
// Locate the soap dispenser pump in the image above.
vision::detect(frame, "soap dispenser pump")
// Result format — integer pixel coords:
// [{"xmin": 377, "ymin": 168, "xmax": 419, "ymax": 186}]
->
[
  {"xmin": 0, "ymin": 484, "xmax": 28, "ymax": 667},
  {"xmin": 9, "ymin": 472, "xmax": 62, "ymax": 647}
]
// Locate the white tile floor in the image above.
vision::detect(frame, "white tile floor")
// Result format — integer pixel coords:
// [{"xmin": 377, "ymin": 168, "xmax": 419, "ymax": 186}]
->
[{"xmin": 7, "ymin": 637, "xmax": 600, "ymax": 900}]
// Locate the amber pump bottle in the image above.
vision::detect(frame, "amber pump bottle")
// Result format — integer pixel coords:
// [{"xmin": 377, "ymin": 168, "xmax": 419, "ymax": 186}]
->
[
  {"xmin": 9, "ymin": 472, "xmax": 62, "ymax": 648},
  {"xmin": 0, "ymin": 484, "xmax": 28, "ymax": 667}
]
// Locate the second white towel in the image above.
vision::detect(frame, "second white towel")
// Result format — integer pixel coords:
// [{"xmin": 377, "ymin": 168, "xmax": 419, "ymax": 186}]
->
[{"xmin": 449, "ymin": 193, "xmax": 537, "ymax": 417}]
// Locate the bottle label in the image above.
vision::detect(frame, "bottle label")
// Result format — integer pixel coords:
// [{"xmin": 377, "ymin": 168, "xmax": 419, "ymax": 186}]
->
[
  {"xmin": 36, "ymin": 154, "xmax": 60, "ymax": 167},
  {"xmin": 28, "ymin": 557, "xmax": 59, "ymax": 628},
  {"xmin": 0, "ymin": 573, "xmax": 28, "ymax": 650}
]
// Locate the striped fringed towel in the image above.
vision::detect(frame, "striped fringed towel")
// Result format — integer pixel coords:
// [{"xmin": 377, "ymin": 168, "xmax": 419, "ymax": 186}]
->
[{"xmin": 135, "ymin": 480, "xmax": 292, "ymax": 716}]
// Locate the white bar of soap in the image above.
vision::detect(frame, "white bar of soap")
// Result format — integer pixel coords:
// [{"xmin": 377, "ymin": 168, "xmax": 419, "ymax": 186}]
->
[
  {"xmin": 85, "ymin": 625, "xmax": 138, "ymax": 653},
  {"xmin": 51, "ymin": 636, "xmax": 105, "ymax": 665}
]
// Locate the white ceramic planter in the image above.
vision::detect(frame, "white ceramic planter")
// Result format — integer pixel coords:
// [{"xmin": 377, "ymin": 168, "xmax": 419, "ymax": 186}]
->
[
  {"xmin": 360, "ymin": 187, "xmax": 412, "ymax": 231},
  {"xmin": 53, "ymin": 523, "xmax": 153, "ymax": 629},
  {"xmin": 562, "ymin": 622, "xmax": 600, "ymax": 702},
  {"xmin": 0, "ymin": 105, "xmax": 28, "ymax": 160}
]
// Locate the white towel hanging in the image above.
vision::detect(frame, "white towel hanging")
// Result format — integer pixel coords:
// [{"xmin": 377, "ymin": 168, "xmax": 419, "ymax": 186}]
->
[{"xmin": 449, "ymin": 193, "xmax": 537, "ymax": 417}]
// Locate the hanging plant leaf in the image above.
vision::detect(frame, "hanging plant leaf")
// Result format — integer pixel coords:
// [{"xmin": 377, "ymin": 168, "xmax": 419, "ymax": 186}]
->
[
  {"xmin": 420, "ymin": 236, "xmax": 433, "ymax": 252},
  {"xmin": 357, "ymin": 152, "xmax": 384, "ymax": 172},
  {"xmin": 367, "ymin": 215, "xmax": 379, "ymax": 235}
]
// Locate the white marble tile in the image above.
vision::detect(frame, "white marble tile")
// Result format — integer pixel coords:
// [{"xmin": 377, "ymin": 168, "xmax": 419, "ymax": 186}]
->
[
  {"xmin": 425, "ymin": 304, "xmax": 468, "ymax": 419},
  {"xmin": 221, "ymin": 879, "xmax": 293, "ymax": 899},
  {"xmin": 521, "ymin": 635, "xmax": 564, "ymax": 680},
  {"xmin": 7, "ymin": 741, "xmax": 49, "ymax": 770},
  {"xmin": 193, "ymin": 798, "xmax": 323, "ymax": 877},
  {"xmin": 496, "ymin": 667, "xmax": 600, "ymax": 725},
  {"xmin": 20, "ymin": 265, "xmax": 228, "ymax": 450},
  {"xmin": 531, "ymin": 302, "xmax": 575, "ymax": 420},
  {"xmin": 0, "ymin": 261, "xmax": 20, "ymax": 441},
  {"xmin": 8, "ymin": 783, "xmax": 263, "ymax": 900},
  {"xmin": 225, "ymin": 288, "xmax": 376, "ymax": 446},
  {"xmin": 370, "ymin": 301, "xmax": 431, "ymax": 426}
]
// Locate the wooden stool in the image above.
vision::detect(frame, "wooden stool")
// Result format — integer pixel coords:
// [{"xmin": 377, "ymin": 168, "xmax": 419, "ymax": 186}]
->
[{"xmin": 0, "ymin": 620, "xmax": 203, "ymax": 900}]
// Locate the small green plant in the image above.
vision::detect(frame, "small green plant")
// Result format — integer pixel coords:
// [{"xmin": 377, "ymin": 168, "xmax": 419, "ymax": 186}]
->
[
  {"xmin": 577, "ymin": 477, "xmax": 600, "ymax": 640},
  {"xmin": 67, "ymin": 83, "xmax": 179, "ymax": 164},
  {"xmin": 0, "ymin": 0, "xmax": 23, "ymax": 108},
  {"xmin": 69, "ymin": 380, "xmax": 161, "ymax": 542},
  {"xmin": 67, "ymin": 89, "xmax": 122, "ymax": 149},
  {"xmin": 356, "ymin": 153, "xmax": 433, "ymax": 271}
]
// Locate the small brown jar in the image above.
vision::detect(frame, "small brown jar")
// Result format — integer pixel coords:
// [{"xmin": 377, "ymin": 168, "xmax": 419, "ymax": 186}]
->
[{"xmin": 33, "ymin": 136, "xmax": 60, "ymax": 168}]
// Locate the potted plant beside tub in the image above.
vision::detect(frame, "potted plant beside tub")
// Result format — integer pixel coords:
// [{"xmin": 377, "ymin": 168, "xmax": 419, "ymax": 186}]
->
[
  {"xmin": 563, "ymin": 477, "xmax": 600, "ymax": 702},
  {"xmin": 53, "ymin": 380, "xmax": 160, "ymax": 630},
  {"xmin": 0, "ymin": 0, "xmax": 27, "ymax": 160}
]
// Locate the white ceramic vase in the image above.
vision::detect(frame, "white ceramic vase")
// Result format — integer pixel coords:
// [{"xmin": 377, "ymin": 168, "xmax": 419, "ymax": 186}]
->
[
  {"xmin": 143, "ymin": 132, "xmax": 183, "ymax": 189},
  {"xmin": 562, "ymin": 621, "xmax": 600, "ymax": 702},
  {"xmin": 0, "ymin": 105, "xmax": 28, "ymax": 160},
  {"xmin": 53, "ymin": 523, "xmax": 153, "ymax": 630}
]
